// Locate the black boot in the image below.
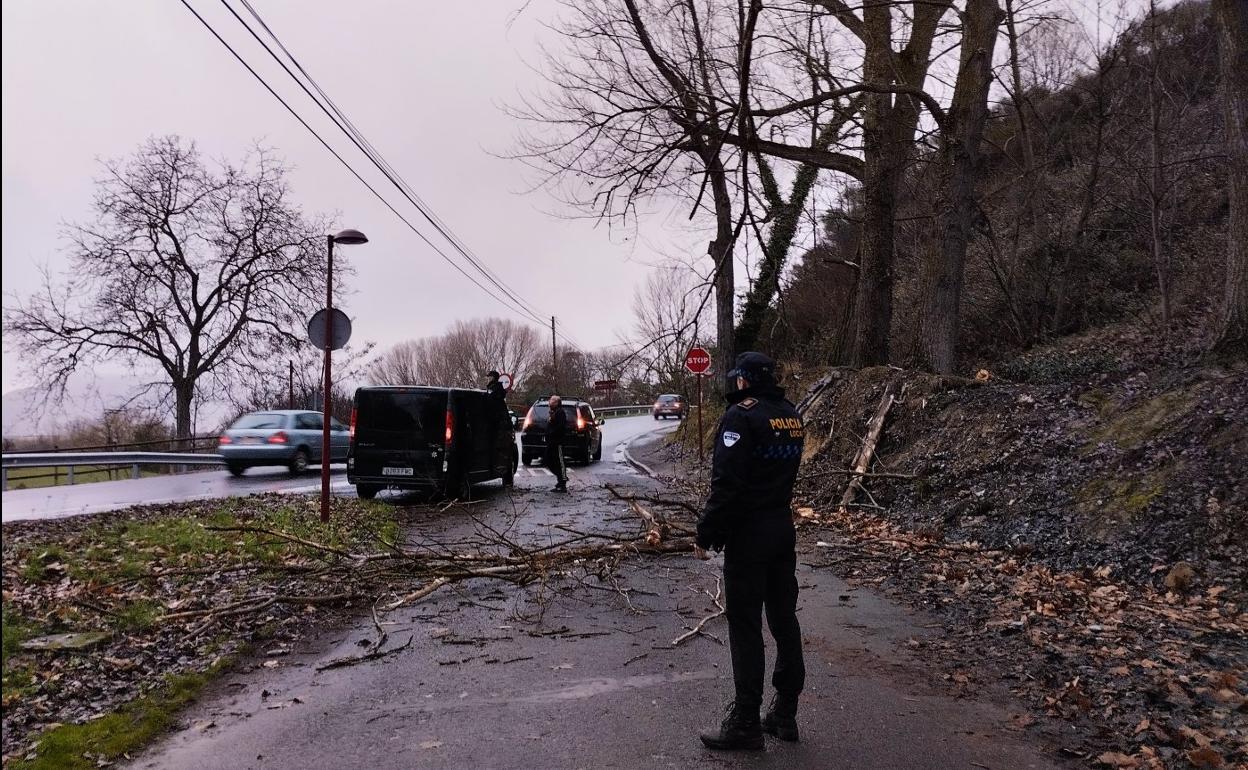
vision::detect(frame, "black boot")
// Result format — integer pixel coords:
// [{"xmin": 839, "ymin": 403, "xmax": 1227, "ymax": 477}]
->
[
  {"xmin": 761, "ymin": 695, "xmax": 799, "ymax": 742},
  {"xmin": 699, "ymin": 702, "xmax": 764, "ymax": 751}
]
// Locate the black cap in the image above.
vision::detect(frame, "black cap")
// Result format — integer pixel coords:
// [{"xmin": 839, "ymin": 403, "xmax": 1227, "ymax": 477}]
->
[
  {"xmin": 728, "ymin": 351, "xmax": 777, "ymax": 383},
  {"xmin": 487, "ymin": 370, "xmax": 500, "ymax": 378}
]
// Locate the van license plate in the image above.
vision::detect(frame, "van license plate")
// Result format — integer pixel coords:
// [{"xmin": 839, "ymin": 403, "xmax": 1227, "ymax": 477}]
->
[{"xmin": 382, "ymin": 467, "xmax": 413, "ymax": 477}]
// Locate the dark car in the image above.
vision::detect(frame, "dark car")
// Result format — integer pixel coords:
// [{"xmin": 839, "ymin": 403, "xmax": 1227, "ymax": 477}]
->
[
  {"xmin": 218, "ymin": 410, "xmax": 349, "ymax": 476},
  {"xmin": 347, "ymin": 386, "xmax": 518, "ymax": 500},
  {"xmin": 652, "ymin": 394, "xmax": 689, "ymax": 420},
  {"xmin": 520, "ymin": 398, "xmax": 603, "ymax": 466}
]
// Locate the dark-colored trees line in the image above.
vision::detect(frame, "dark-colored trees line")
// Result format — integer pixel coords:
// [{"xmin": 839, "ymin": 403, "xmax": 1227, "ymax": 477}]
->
[{"xmin": 518, "ymin": 0, "xmax": 1247, "ymax": 374}]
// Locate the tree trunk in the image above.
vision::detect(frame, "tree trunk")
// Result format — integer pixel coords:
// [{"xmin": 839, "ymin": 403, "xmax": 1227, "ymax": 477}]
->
[
  {"xmin": 1213, "ymin": 0, "xmax": 1248, "ymax": 356},
  {"xmin": 709, "ymin": 160, "xmax": 737, "ymax": 386},
  {"xmin": 916, "ymin": 0, "xmax": 1002, "ymax": 374},
  {"xmin": 1147, "ymin": 0, "xmax": 1172, "ymax": 333},
  {"xmin": 735, "ymin": 162, "xmax": 820, "ymax": 352},
  {"xmin": 173, "ymin": 380, "xmax": 195, "ymax": 440},
  {"xmin": 852, "ymin": 1, "xmax": 898, "ymax": 368}
]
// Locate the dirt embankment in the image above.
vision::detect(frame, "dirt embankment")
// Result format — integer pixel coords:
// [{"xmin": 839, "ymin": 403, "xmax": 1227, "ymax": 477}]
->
[
  {"xmin": 796, "ymin": 344, "xmax": 1246, "ymax": 588},
  {"xmin": 785, "ymin": 329, "xmax": 1246, "ymax": 768}
]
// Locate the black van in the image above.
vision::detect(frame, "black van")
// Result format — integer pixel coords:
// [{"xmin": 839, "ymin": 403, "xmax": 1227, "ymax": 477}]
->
[{"xmin": 347, "ymin": 386, "xmax": 518, "ymax": 499}]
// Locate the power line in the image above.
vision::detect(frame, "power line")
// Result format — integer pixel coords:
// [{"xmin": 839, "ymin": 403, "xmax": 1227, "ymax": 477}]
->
[
  {"xmin": 178, "ymin": 0, "xmax": 548, "ymax": 327},
  {"xmin": 224, "ymin": 0, "xmax": 555, "ymax": 330}
]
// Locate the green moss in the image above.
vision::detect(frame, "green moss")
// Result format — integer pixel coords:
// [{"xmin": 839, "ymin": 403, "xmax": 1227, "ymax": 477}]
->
[
  {"xmin": 111, "ymin": 600, "xmax": 162, "ymax": 632},
  {"xmin": 1091, "ymin": 389, "xmax": 1197, "ymax": 450},
  {"xmin": 9, "ymin": 662, "xmax": 226, "ymax": 770},
  {"xmin": 1077, "ymin": 473, "xmax": 1167, "ymax": 535},
  {"xmin": 1076, "ymin": 388, "xmax": 1117, "ymax": 418}
]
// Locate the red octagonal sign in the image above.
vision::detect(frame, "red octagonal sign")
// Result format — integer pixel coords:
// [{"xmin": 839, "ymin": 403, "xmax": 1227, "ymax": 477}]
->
[{"xmin": 684, "ymin": 347, "xmax": 712, "ymax": 375}]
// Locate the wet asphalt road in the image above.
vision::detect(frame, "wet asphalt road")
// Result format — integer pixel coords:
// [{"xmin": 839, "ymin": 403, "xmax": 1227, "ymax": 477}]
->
[
  {"xmin": 0, "ymin": 416, "xmax": 669, "ymax": 523},
  {"xmin": 124, "ymin": 424, "xmax": 1066, "ymax": 770}
]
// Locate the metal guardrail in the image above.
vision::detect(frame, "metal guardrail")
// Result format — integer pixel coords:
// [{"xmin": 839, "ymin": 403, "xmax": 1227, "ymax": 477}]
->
[
  {"xmin": 1, "ymin": 452, "xmax": 224, "ymax": 491},
  {"xmin": 595, "ymin": 404, "xmax": 654, "ymax": 418}
]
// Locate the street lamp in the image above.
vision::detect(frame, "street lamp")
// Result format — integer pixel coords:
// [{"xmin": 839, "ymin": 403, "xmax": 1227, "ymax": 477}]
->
[{"xmin": 321, "ymin": 228, "xmax": 368, "ymax": 522}]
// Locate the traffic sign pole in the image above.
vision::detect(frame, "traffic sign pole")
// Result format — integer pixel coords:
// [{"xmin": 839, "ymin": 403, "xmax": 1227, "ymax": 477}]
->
[
  {"xmin": 697, "ymin": 373, "xmax": 704, "ymax": 463},
  {"xmin": 684, "ymin": 347, "xmax": 712, "ymax": 464},
  {"xmin": 321, "ymin": 235, "xmax": 334, "ymax": 523}
]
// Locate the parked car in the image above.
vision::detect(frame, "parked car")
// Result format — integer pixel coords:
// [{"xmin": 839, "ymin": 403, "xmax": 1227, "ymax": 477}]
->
[
  {"xmin": 520, "ymin": 398, "xmax": 603, "ymax": 466},
  {"xmin": 347, "ymin": 386, "xmax": 518, "ymax": 500},
  {"xmin": 652, "ymin": 394, "xmax": 689, "ymax": 420},
  {"xmin": 218, "ymin": 410, "xmax": 349, "ymax": 476}
]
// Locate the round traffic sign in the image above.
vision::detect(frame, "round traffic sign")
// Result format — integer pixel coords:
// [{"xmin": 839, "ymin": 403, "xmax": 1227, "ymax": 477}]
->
[
  {"xmin": 498, "ymin": 372, "xmax": 514, "ymax": 392},
  {"xmin": 685, "ymin": 347, "xmax": 712, "ymax": 375},
  {"xmin": 307, "ymin": 308, "xmax": 352, "ymax": 351}
]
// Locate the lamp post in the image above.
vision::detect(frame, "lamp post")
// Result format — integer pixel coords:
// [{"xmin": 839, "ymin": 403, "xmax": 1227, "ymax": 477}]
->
[{"xmin": 321, "ymin": 228, "xmax": 368, "ymax": 523}]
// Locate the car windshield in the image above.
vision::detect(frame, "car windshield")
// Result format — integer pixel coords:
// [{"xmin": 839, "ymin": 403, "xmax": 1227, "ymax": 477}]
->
[
  {"xmin": 659, "ymin": 396, "xmax": 681, "ymax": 403},
  {"xmin": 231, "ymin": 413, "xmax": 286, "ymax": 430}
]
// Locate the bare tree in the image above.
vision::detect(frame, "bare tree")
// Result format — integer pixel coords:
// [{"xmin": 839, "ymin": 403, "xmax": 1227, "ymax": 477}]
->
[
  {"xmin": 629, "ymin": 265, "xmax": 710, "ymax": 392},
  {"xmin": 368, "ymin": 318, "xmax": 543, "ymax": 391},
  {"xmin": 3, "ymin": 136, "xmax": 328, "ymax": 438},
  {"xmin": 513, "ymin": 0, "xmax": 771, "ymax": 383},
  {"xmin": 1212, "ymin": 0, "xmax": 1248, "ymax": 355}
]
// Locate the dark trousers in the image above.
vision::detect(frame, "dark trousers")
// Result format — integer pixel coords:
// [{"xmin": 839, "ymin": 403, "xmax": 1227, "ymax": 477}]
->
[
  {"xmin": 544, "ymin": 443, "xmax": 567, "ymax": 486},
  {"xmin": 723, "ymin": 519, "xmax": 805, "ymax": 712}
]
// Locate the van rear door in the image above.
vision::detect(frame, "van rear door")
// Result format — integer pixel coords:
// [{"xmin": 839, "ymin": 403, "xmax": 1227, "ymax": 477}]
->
[{"xmin": 352, "ymin": 389, "xmax": 448, "ymax": 482}]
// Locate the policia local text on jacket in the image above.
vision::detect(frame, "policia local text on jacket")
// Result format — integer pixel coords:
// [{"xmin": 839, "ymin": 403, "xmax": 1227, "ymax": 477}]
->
[{"xmin": 696, "ymin": 358, "xmax": 806, "ymax": 750}]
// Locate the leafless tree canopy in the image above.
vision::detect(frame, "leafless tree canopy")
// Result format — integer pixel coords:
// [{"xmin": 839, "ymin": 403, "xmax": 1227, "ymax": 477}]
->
[
  {"xmin": 3, "ymin": 136, "xmax": 331, "ymax": 437},
  {"xmin": 368, "ymin": 318, "xmax": 544, "ymax": 391}
]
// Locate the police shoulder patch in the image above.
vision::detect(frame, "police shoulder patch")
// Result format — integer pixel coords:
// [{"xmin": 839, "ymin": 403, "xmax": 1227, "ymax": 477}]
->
[{"xmin": 738, "ymin": 397, "xmax": 758, "ymax": 410}]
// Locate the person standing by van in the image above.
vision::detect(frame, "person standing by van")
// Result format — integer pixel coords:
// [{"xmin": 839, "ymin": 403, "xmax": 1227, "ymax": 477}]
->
[{"xmin": 545, "ymin": 394, "xmax": 569, "ymax": 492}]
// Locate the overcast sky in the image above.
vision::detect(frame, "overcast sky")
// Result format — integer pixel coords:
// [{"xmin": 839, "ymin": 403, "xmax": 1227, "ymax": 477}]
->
[{"xmin": 1, "ymin": 0, "xmax": 694, "ymax": 396}]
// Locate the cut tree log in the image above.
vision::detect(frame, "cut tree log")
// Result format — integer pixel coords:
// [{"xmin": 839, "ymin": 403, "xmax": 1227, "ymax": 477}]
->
[{"xmin": 838, "ymin": 379, "xmax": 902, "ymax": 514}]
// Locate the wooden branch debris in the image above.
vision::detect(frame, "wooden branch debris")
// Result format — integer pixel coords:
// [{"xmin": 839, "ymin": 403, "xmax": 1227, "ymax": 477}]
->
[
  {"xmin": 838, "ymin": 379, "xmax": 902, "ymax": 514},
  {"xmin": 672, "ymin": 577, "xmax": 724, "ymax": 646},
  {"xmin": 799, "ymin": 468, "xmax": 919, "ymax": 482}
]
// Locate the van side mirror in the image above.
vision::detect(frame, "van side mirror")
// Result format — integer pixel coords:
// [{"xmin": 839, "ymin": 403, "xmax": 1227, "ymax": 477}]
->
[{"xmin": 596, "ymin": 418, "xmax": 605, "ymax": 426}]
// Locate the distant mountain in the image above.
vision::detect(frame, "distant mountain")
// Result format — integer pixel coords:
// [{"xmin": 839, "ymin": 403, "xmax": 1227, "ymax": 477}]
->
[{"xmin": 1, "ymin": 373, "xmax": 231, "ymax": 439}]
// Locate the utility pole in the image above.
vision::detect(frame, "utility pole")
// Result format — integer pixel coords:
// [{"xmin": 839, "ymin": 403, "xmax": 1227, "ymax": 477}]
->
[
  {"xmin": 289, "ymin": 360, "xmax": 295, "ymax": 409},
  {"xmin": 551, "ymin": 316, "xmax": 558, "ymax": 394}
]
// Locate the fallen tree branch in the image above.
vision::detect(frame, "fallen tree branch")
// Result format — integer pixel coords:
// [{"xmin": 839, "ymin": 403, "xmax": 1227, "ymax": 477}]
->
[
  {"xmin": 317, "ymin": 634, "xmax": 415, "ymax": 671},
  {"xmin": 672, "ymin": 577, "xmax": 725, "ymax": 646},
  {"xmin": 839, "ymin": 379, "xmax": 901, "ymax": 514}
]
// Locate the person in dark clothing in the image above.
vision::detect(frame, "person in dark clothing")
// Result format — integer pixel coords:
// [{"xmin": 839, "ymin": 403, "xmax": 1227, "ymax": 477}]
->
[
  {"xmin": 485, "ymin": 371, "xmax": 510, "ymax": 474},
  {"xmin": 544, "ymin": 394, "xmax": 569, "ymax": 492},
  {"xmin": 695, "ymin": 351, "xmax": 806, "ymax": 751},
  {"xmin": 486, "ymin": 371, "xmax": 508, "ymax": 410}
]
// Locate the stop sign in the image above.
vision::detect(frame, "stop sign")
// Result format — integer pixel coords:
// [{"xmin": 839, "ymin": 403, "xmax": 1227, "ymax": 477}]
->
[{"xmin": 685, "ymin": 347, "xmax": 712, "ymax": 375}]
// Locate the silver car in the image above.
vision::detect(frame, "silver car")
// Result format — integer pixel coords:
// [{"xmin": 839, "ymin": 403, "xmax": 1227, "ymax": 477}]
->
[{"xmin": 218, "ymin": 410, "xmax": 349, "ymax": 476}]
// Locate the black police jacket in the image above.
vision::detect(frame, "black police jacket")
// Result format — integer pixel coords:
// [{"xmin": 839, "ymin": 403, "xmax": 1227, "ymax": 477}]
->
[{"xmin": 696, "ymin": 385, "xmax": 804, "ymax": 551}]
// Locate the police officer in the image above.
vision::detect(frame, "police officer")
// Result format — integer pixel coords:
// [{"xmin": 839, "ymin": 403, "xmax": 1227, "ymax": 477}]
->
[
  {"xmin": 545, "ymin": 394, "xmax": 569, "ymax": 493},
  {"xmin": 695, "ymin": 351, "xmax": 805, "ymax": 751}
]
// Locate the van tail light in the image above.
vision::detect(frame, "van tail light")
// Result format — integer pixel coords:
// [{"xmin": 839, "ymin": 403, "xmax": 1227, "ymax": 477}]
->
[
  {"xmin": 576, "ymin": 415, "xmax": 586, "ymax": 431},
  {"xmin": 349, "ymin": 407, "xmax": 357, "ymax": 441},
  {"xmin": 218, "ymin": 434, "xmax": 232, "ymax": 445},
  {"xmin": 445, "ymin": 410, "xmax": 454, "ymax": 445},
  {"xmin": 267, "ymin": 431, "xmax": 288, "ymax": 444}
]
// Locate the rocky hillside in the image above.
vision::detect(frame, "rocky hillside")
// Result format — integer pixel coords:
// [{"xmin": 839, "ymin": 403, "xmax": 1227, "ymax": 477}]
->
[{"xmin": 793, "ymin": 323, "xmax": 1247, "ymax": 590}]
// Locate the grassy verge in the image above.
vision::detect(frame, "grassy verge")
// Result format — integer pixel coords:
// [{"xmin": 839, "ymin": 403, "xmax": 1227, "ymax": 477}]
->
[
  {"xmin": 8, "ymin": 660, "xmax": 229, "ymax": 770},
  {"xmin": 2, "ymin": 496, "xmax": 403, "ymax": 765}
]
